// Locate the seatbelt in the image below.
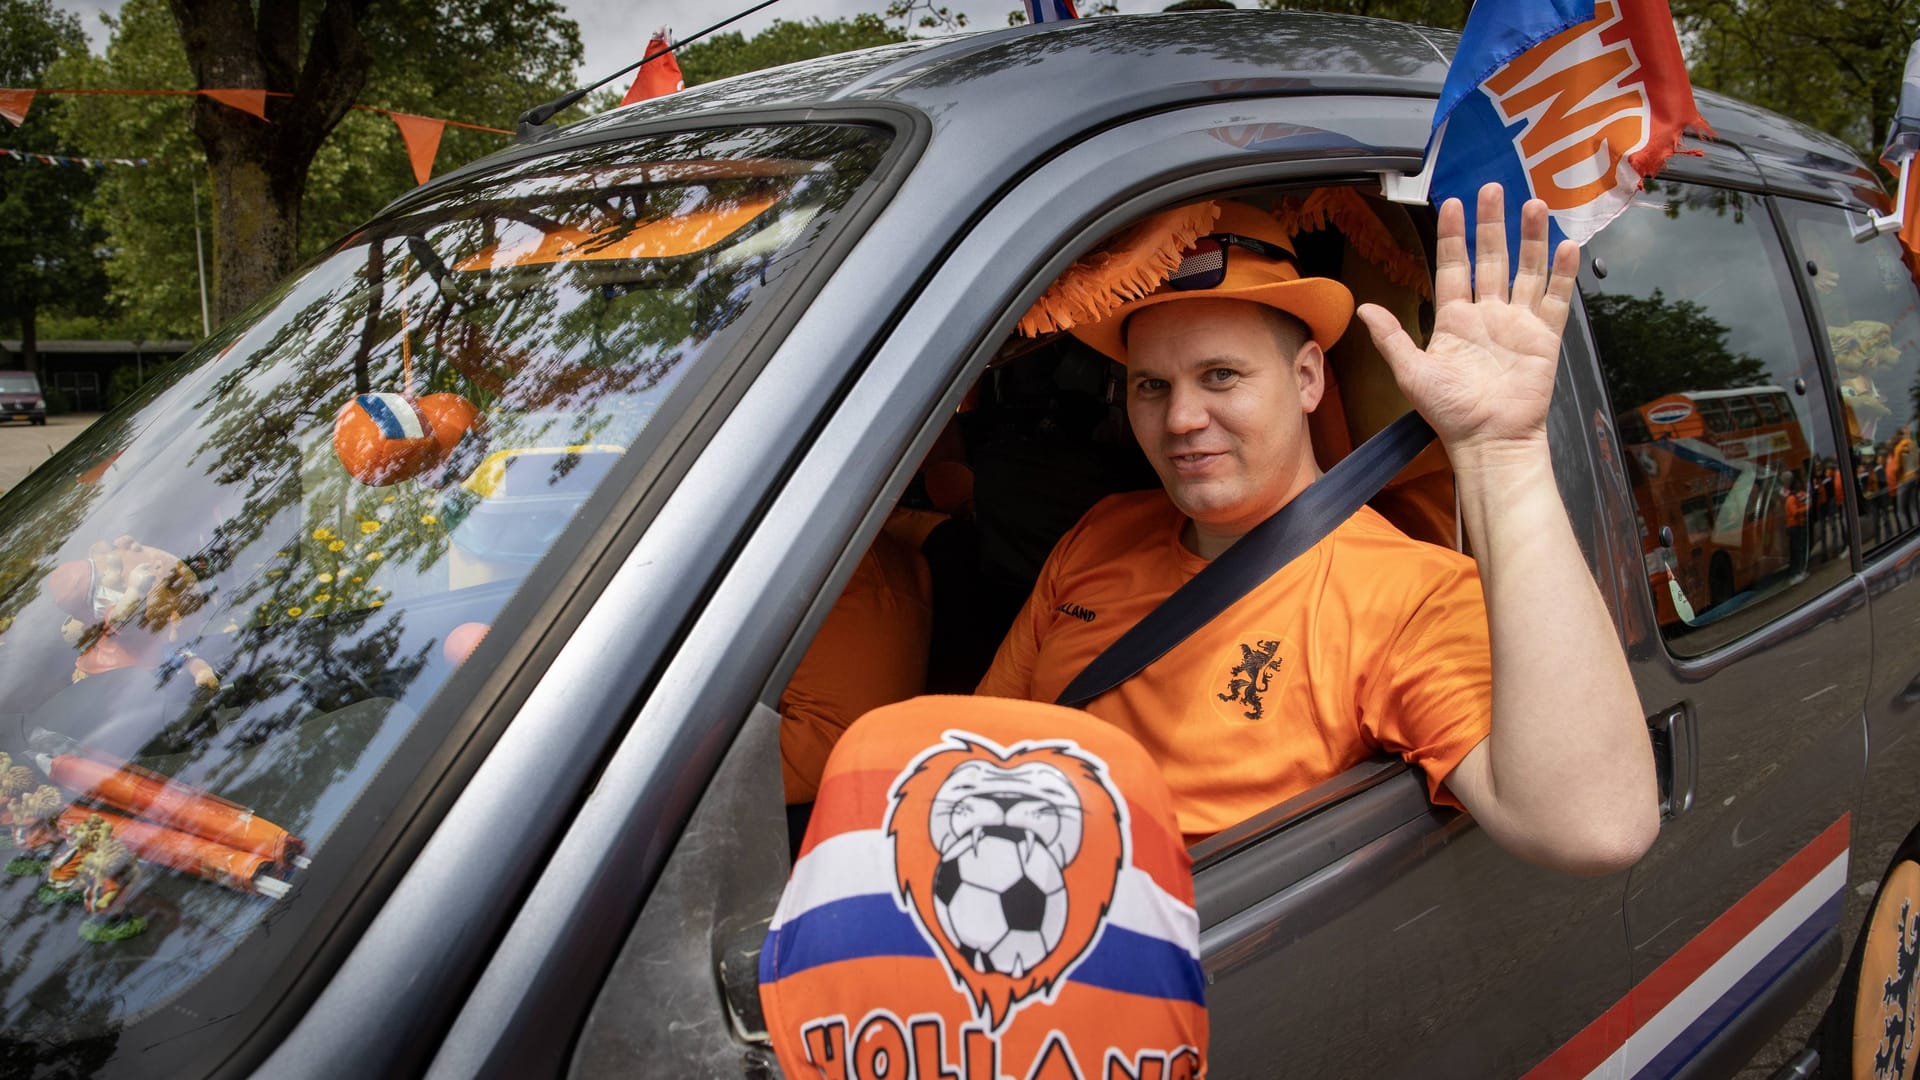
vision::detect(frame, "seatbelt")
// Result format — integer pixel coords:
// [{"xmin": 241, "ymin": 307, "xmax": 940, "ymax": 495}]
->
[{"xmin": 1054, "ymin": 410, "xmax": 1437, "ymax": 709}]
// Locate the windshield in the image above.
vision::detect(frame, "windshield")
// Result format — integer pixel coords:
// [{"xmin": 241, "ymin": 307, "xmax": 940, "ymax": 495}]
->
[
  {"xmin": 0, "ymin": 123, "xmax": 889, "ymax": 1063},
  {"xmin": 0, "ymin": 375, "xmax": 39, "ymax": 395}
]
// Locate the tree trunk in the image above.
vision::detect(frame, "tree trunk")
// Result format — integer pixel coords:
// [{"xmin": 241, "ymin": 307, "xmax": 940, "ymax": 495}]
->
[
  {"xmin": 169, "ymin": 0, "xmax": 374, "ymax": 324},
  {"xmin": 194, "ymin": 112, "xmax": 306, "ymax": 323}
]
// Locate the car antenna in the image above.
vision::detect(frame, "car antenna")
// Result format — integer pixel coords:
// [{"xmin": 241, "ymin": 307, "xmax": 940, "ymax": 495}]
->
[{"xmin": 516, "ymin": 0, "xmax": 790, "ymax": 139}]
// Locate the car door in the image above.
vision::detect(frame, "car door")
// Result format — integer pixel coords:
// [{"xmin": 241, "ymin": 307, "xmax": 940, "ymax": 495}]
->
[
  {"xmin": 1571, "ymin": 167, "xmax": 1871, "ymax": 1078},
  {"xmin": 435, "ymin": 94, "xmax": 1638, "ymax": 1079},
  {"xmin": 1775, "ymin": 194, "xmax": 1920, "ymax": 1075}
]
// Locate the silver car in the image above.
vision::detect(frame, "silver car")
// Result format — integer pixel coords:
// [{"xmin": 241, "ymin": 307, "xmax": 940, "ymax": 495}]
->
[{"xmin": 0, "ymin": 11, "xmax": 1914, "ymax": 1079}]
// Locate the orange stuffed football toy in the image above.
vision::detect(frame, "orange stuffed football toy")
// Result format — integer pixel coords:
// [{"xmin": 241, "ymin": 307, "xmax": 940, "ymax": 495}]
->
[{"xmin": 333, "ymin": 391, "xmax": 485, "ymax": 487}]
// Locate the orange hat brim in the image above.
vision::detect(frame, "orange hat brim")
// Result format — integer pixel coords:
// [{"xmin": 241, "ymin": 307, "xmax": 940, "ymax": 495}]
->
[{"xmin": 1069, "ymin": 275, "xmax": 1355, "ymax": 364}]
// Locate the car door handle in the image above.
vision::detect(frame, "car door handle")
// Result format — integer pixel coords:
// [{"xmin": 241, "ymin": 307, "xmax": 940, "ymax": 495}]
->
[{"xmin": 1647, "ymin": 702, "xmax": 1696, "ymax": 820}]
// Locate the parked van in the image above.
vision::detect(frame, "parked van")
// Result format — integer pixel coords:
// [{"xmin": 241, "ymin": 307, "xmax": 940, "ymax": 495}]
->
[
  {"xmin": 0, "ymin": 12, "xmax": 1914, "ymax": 1079},
  {"xmin": 0, "ymin": 369, "xmax": 48, "ymax": 425}
]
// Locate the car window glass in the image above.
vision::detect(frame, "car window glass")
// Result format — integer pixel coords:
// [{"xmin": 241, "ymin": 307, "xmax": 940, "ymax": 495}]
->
[
  {"xmin": 0, "ymin": 123, "xmax": 890, "ymax": 1059},
  {"xmin": 1777, "ymin": 199, "xmax": 1920, "ymax": 557},
  {"xmin": 1580, "ymin": 181, "xmax": 1846, "ymax": 656}
]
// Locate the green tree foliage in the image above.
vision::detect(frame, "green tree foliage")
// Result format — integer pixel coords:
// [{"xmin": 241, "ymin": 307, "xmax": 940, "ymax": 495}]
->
[
  {"xmin": 43, "ymin": 0, "xmax": 582, "ymax": 334},
  {"xmin": 1670, "ymin": 1, "xmax": 1920, "ymax": 165},
  {"xmin": 675, "ymin": 15, "xmax": 907, "ymax": 86},
  {"xmin": 1582, "ymin": 288, "xmax": 1771, "ymax": 412},
  {"xmin": 44, "ymin": 0, "xmax": 203, "ymax": 341},
  {"xmin": 0, "ymin": 0, "xmax": 110, "ymax": 373}
]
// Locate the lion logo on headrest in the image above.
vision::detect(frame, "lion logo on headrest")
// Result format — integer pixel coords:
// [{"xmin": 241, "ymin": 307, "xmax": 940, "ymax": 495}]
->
[{"xmin": 886, "ymin": 731, "xmax": 1127, "ymax": 1031}]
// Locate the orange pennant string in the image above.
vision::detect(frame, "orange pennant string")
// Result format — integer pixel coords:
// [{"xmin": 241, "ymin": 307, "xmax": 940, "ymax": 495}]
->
[
  {"xmin": 5, "ymin": 89, "xmax": 510, "ymax": 137},
  {"xmin": 386, "ymin": 112, "xmax": 446, "ymax": 185},
  {"xmin": 200, "ymin": 89, "xmax": 271, "ymax": 120},
  {"xmin": 0, "ymin": 89, "xmax": 34, "ymax": 127}
]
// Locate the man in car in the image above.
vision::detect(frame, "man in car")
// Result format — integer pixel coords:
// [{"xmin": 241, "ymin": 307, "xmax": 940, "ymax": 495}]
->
[{"xmin": 977, "ymin": 184, "xmax": 1658, "ymax": 875}]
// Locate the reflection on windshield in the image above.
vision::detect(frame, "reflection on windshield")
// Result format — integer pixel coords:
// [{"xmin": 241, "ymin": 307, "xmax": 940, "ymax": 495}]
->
[{"xmin": 0, "ymin": 123, "xmax": 887, "ymax": 1061}]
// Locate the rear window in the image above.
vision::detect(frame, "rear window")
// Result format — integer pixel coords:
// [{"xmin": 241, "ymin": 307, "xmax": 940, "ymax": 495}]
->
[{"xmin": 0, "ymin": 122, "xmax": 890, "ymax": 1067}]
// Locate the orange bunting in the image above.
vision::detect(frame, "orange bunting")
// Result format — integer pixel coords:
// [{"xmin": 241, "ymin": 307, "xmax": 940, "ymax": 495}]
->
[
  {"xmin": 621, "ymin": 31, "xmax": 685, "ymax": 106},
  {"xmin": 388, "ymin": 112, "xmax": 446, "ymax": 185},
  {"xmin": 201, "ymin": 88, "xmax": 269, "ymax": 121},
  {"xmin": 1274, "ymin": 188, "xmax": 1433, "ymax": 300},
  {"xmin": 0, "ymin": 88, "xmax": 33, "ymax": 126}
]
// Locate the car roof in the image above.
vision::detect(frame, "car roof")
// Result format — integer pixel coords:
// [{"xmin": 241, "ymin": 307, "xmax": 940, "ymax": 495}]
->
[{"xmin": 416, "ymin": 10, "xmax": 1880, "ymax": 210}]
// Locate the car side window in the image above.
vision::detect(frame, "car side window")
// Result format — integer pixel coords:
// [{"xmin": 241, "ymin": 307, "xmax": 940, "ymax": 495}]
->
[
  {"xmin": 1580, "ymin": 180, "xmax": 1847, "ymax": 655},
  {"xmin": 1776, "ymin": 199, "xmax": 1920, "ymax": 557}
]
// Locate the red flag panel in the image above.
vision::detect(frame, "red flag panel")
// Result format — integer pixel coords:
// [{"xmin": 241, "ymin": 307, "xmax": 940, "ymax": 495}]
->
[{"xmin": 622, "ymin": 33, "xmax": 685, "ymax": 106}]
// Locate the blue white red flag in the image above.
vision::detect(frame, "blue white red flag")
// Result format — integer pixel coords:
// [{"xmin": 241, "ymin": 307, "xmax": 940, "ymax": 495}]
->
[
  {"xmin": 758, "ymin": 697, "xmax": 1205, "ymax": 1079},
  {"xmin": 1425, "ymin": 0, "xmax": 1712, "ymax": 266},
  {"xmin": 1024, "ymin": 0, "xmax": 1079, "ymax": 24},
  {"xmin": 1880, "ymin": 38, "xmax": 1920, "ymax": 262}
]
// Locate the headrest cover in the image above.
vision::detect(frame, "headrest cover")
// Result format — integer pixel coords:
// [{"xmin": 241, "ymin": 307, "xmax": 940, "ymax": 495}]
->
[{"xmin": 759, "ymin": 695, "xmax": 1206, "ymax": 1079}]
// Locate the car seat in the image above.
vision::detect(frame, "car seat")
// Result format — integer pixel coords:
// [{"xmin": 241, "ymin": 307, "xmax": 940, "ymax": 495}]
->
[
  {"xmin": 1294, "ymin": 189, "xmax": 1460, "ymax": 551},
  {"xmin": 758, "ymin": 695, "xmax": 1205, "ymax": 1079}
]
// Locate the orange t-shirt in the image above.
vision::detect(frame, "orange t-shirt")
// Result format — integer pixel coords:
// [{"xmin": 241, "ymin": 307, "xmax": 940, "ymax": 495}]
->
[
  {"xmin": 976, "ymin": 491, "xmax": 1493, "ymax": 839},
  {"xmin": 780, "ymin": 530, "xmax": 933, "ymax": 803}
]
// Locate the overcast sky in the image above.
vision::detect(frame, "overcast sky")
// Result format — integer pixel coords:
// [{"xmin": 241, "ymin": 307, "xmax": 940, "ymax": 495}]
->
[{"xmin": 52, "ymin": 0, "xmax": 1170, "ymax": 91}]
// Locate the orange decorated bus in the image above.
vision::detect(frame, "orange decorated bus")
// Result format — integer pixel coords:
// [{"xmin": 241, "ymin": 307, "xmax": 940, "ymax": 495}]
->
[{"xmin": 1617, "ymin": 387, "xmax": 1812, "ymax": 626}]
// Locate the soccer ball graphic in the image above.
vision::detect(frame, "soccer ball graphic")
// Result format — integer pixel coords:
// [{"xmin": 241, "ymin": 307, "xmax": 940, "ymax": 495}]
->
[{"xmin": 926, "ymin": 760, "xmax": 1084, "ymax": 978}]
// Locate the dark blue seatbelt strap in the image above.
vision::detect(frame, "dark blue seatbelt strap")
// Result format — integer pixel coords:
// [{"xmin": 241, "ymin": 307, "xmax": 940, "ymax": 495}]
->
[{"xmin": 1054, "ymin": 410, "xmax": 1437, "ymax": 709}]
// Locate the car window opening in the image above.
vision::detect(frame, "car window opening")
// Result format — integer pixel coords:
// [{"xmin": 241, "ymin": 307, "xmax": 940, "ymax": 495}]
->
[{"xmin": 775, "ymin": 183, "xmax": 1466, "ymax": 855}]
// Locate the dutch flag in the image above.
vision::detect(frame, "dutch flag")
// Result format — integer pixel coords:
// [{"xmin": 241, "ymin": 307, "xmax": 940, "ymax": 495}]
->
[
  {"xmin": 1025, "ymin": 0, "xmax": 1079, "ymax": 23},
  {"xmin": 1423, "ymin": 0, "xmax": 1711, "ymax": 271}
]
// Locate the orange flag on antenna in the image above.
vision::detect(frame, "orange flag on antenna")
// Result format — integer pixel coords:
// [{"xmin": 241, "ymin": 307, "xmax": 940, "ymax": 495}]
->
[
  {"xmin": 389, "ymin": 112, "xmax": 446, "ymax": 185},
  {"xmin": 621, "ymin": 31, "xmax": 684, "ymax": 106},
  {"xmin": 201, "ymin": 89, "xmax": 269, "ymax": 120},
  {"xmin": 0, "ymin": 89, "xmax": 35, "ymax": 126}
]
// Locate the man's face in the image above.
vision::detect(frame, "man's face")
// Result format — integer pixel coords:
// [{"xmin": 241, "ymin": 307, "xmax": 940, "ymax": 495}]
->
[{"xmin": 1124, "ymin": 298, "xmax": 1325, "ymax": 547}]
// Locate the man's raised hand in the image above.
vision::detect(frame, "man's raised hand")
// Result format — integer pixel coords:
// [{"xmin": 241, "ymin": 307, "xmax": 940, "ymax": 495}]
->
[{"xmin": 1354, "ymin": 182, "xmax": 1581, "ymax": 462}]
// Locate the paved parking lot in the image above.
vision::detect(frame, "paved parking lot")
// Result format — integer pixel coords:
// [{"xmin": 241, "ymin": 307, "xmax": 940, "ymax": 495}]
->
[{"xmin": 0, "ymin": 413, "xmax": 100, "ymax": 494}]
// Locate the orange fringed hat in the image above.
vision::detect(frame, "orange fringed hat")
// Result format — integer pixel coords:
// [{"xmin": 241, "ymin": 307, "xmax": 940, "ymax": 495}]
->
[
  {"xmin": 1016, "ymin": 202, "xmax": 1222, "ymax": 340},
  {"xmin": 1019, "ymin": 192, "xmax": 1434, "ymax": 364},
  {"xmin": 1067, "ymin": 201, "xmax": 1354, "ymax": 363}
]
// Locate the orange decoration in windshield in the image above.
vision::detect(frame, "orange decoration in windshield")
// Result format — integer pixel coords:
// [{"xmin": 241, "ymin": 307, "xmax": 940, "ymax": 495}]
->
[
  {"xmin": 56, "ymin": 806, "xmax": 285, "ymax": 898},
  {"xmin": 46, "ymin": 752, "xmax": 305, "ymax": 869},
  {"xmin": 453, "ymin": 192, "xmax": 781, "ymax": 270}
]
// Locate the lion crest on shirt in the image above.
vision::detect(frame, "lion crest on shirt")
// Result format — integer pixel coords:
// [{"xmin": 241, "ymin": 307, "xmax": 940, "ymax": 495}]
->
[
  {"xmin": 885, "ymin": 731, "xmax": 1127, "ymax": 1031},
  {"xmin": 1217, "ymin": 638, "xmax": 1285, "ymax": 721}
]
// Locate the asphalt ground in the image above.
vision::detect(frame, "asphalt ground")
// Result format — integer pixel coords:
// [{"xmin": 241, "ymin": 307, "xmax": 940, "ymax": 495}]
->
[{"xmin": 0, "ymin": 413, "xmax": 100, "ymax": 494}]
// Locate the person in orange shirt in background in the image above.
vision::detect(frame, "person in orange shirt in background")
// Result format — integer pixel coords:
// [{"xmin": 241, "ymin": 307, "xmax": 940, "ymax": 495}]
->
[
  {"xmin": 1894, "ymin": 423, "xmax": 1918, "ymax": 532},
  {"xmin": 1783, "ymin": 470, "xmax": 1811, "ymax": 579},
  {"xmin": 1828, "ymin": 457, "xmax": 1848, "ymax": 555},
  {"xmin": 779, "ymin": 527, "xmax": 933, "ymax": 806},
  {"xmin": 980, "ymin": 184, "xmax": 1658, "ymax": 873}
]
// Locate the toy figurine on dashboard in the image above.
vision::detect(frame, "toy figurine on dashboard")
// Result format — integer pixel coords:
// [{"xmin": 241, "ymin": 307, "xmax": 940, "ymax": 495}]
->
[
  {"xmin": 46, "ymin": 535, "xmax": 219, "ymax": 689},
  {"xmin": 6, "ymin": 783, "xmax": 65, "ymax": 865}
]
